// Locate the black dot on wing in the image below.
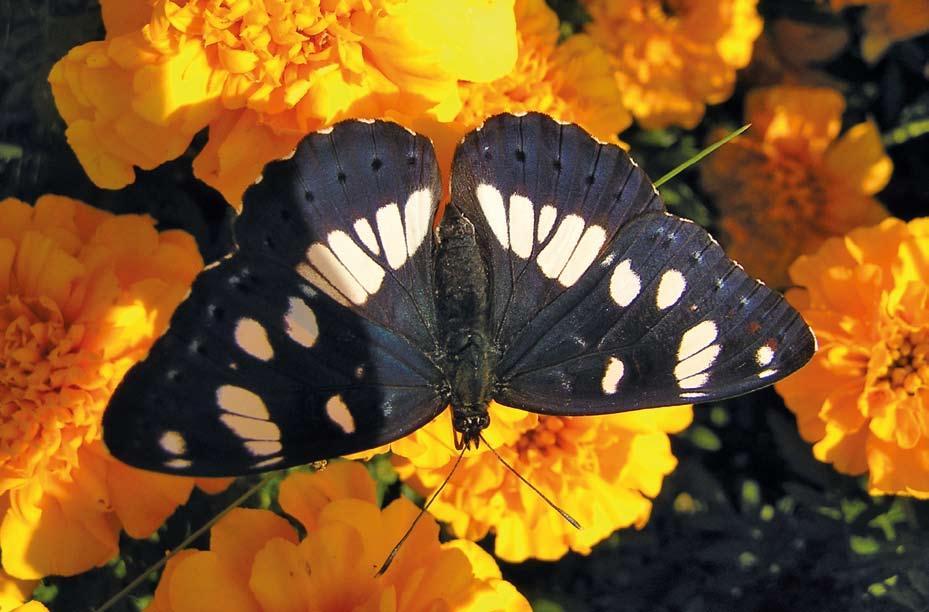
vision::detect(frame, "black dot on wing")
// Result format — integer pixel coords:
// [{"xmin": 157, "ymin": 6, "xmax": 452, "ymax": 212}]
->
[
  {"xmin": 371, "ymin": 158, "xmax": 383, "ymax": 171},
  {"xmin": 515, "ymin": 149, "xmax": 526, "ymax": 162},
  {"xmin": 585, "ymin": 174, "xmax": 595, "ymax": 185},
  {"xmin": 407, "ymin": 154, "xmax": 417, "ymax": 166},
  {"xmin": 337, "ymin": 171, "xmax": 347, "ymax": 183},
  {"xmin": 483, "ymin": 148, "xmax": 493, "ymax": 161},
  {"xmin": 302, "ymin": 191, "xmax": 313, "ymax": 204},
  {"xmin": 208, "ymin": 304, "xmax": 225, "ymax": 321}
]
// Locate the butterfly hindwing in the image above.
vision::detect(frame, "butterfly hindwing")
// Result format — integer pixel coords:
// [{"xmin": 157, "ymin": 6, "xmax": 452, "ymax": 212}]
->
[
  {"xmin": 493, "ymin": 211, "xmax": 816, "ymax": 413},
  {"xmin": 104, "ymin": 120, "xmax": 448, "ymax": 475}
]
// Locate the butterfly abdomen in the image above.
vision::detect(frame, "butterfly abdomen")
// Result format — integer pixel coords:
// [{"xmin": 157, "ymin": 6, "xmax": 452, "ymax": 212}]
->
[{"xmin": 434, "ymin": 204, "xmax": 496, "ymax": 445}]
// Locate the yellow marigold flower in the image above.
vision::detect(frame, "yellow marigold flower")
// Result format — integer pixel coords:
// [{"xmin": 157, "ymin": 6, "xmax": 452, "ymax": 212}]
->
[
  {"xmin": 386, "ymin": 403, "xmax": 692, "ymax": 562},
  {"xmin": 776, "ymin": 218, "xmax": 929, "ymax": 498},
  {"xmin": 0, "ymin": 195, "xmax": 229, "ymax": 580},
  {"xmin": 700, "ymin": 85, "xmax": 892, "ymax": 288},
  {"xmin": 582, "ymin": 0, "xmax": 763, "ymax": 129},
  {"xmin": 831, "ymin": 0, "xmax": 929, "ymax": 63},
  {"xmin": 149, "ymin": 461, "xmax": 530, "ymax": 612},
  {"xmin": 48, "ymin": 0, "xmax": 519, "ymax": 207},
  {"xmin": 387, "ymin": 0, "xmax": 631, "ymax": 181}
]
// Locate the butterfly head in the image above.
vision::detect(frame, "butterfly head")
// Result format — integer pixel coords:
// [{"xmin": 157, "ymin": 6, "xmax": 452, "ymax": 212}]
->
[{"xmin": 452, "ymin": 409, "xmax": 490, "ymax": 450}]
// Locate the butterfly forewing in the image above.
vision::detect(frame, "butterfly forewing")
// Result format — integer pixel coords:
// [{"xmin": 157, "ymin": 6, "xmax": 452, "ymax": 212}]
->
[
  {"xmin": 450, "ymin": 112, "xmax": 664, "ymax": 349},
  {"xmin": 104, "ymin": 121, "xmax": 447, "ymax": 475}
]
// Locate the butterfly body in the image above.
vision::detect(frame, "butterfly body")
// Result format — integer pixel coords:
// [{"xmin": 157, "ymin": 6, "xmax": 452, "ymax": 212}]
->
[
  {"xmin": 434, "ymin": 203, "xmax": 497, "ymax": 448},
  {"xmin": 103, "ymin": 112, "xmax": 816, "ymax": 476}
]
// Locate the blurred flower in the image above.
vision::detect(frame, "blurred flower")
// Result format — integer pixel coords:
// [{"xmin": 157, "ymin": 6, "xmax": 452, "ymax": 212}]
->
[
  {"xmin": 0, "ymin": 195, "xmax": 229, "ymax": 580},
  {"xmin": 380, "ymin": 403, "xmax": 691, "ymax": 563},
  {"xmin": 701, "ymin": 85, "xmax": 892, "ymax": 288},
  {"xmin": 149, "ymin": 461, "xmax": 530, "ymax": 612},
  {"xmin": 582, "ymin": 0, "xmax": 763, "ymax": 129},
  {"xmin": 388, "ymin": 0, "xmax": 630, "ymax": 179},
  {"xmin": 777, "ymin": 218, "xmax": 929, "ymax": 498},
  {"xmin": 831, "ymin": 0, "xmax": 929, "ymax": 63},
  {"xmin": 48, "ymin": 0, "xmax": 519, "ymax": 207}
]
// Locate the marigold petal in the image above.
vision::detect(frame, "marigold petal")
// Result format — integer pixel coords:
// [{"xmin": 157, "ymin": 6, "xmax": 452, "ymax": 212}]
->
[
  {"xmin": 248, "ymin": 537, "xmax": 309, "ymax": 612},
  {"xmin": 824, "ymin": 120, "xmax": 893, "ymax": 194},
  {"xmin": 211, "ymin": 508, "xmax": 299, "ymax": 581},
  {"xmin": 279, "ymin": 461, "xmax": 376, "ymax": 532},
  {"xmin": 1, "ymin": 490, "xmax": 119, "ymax": 579},
  {"xmin": 0, "ymin": 238, "xmax": 13, "ymax": 297},
  {"xmin": 165, "ymin": 551, "xmax": 260, "ymax": 612},
  {"xmin": 191, "ymin": 110, "xmax": 302, "ymax": 209},
  {"xmin": 148, "ymin": 549, "xmax": 198, "ymax": 612},
  {"xmin": 106, "ymin": 460, "xmax": 193, "ymax": 538},
  {"xmin": 0, "ymin": 568, "xmax": 37, "ymax": 611}
]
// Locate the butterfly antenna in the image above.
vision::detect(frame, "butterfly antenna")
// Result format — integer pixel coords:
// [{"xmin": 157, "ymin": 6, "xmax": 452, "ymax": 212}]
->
[
  {"xmin": 375, "ymin": 446, "xmax": 466, "ymax": 577},
  {"xmin": 479, "ymin": 433, "xmax": 581, "ymax": 529},
  {"xmin": 653, "ymin": 123, "xmax": 751, "ymax": 187},
  {"xmin": 95, "ymin": 474, "xmax": 272, "ymax": 612}
]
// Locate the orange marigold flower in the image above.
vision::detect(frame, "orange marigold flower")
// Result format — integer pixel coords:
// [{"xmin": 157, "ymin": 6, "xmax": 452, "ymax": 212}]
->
[
  {"xmin": 149, "ymin": 461, "xmax": 530, "ymax": 612},
  {"xmin": 48, "ymin": 0, "xmax": 519, "ymax": 207},
  {"xmin": 380, "ymin": 403, "xmax": 692, "ymax": 563},
  {"xmin": 700, "ymin": 85, "xmax": 892, "ymax": 288},
  {"xmin": 0, "ymin": 195, "xmax": 229, "ymax": 579},
  {"xmin": 582, "ymin": 0, "xmax": 763, "ymax": 129},
  {"xmin": 831, "ymin": 0, "xmax": 929, "ymax": 63},
  {"xmin": 776, "ymin": 218, "xmax": 929, "ymax": 498}
]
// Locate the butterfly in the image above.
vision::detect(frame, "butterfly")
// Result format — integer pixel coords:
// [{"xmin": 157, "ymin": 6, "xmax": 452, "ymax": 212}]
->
[{"xmin": 103, "ymin": 112, "xmax": 816, "ymax": 476}]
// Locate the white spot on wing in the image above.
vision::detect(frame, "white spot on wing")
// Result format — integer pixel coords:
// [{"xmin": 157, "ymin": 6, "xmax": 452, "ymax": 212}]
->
[
  {"xmin": 296, "ymin": 263, "xmax": 350, "ymax": 307},
  {"xmin": 559, "ymin": 225, "xmax": 606, "ymax": 286},
  {"xmin": 537, "ymin": 205, "xmax": 557, "ymax": 243},
  {"xmin": 376, "ymin": 203, "xmax": 408, "ymax": 269},
  {"xmin": 678, "ymin": 372, "xmax": 709, "ymax": 389},
  {"xmin": 325, "ymin": 395, "xmax": 356, "ymax": 433},
  {"xmin": 254, "ymin": 456, "xmax": 284, "ymax": 469},
  {"xmin": 159, "ymin": 431, "xmax": 186, "ymax": 456},
  {"xmin": 234, "ymin": 318, "xmax": 274, "ymax": 361},
  {"xmin": 328, "ymin": 230, "xmax": 385, "ymax": 294},
  {"xmin": 307, "ymin": 244, "xmax": 367, "ymax": 305},
  {"xmin": 165, "ymin": 458, "xmax": 192, "ymax": 469},
  {"xmin": 220, "ymin": 413, "xmax": 281, "ymax": 441},
  {"xmin": 353, "ymin": 218, "xmax": 380, "ymax": 255},
  {"xmin": 245, "ymin": 440, "xmax": 282, "ymax": 456},
  {"xmin": 217, "ymin": 385, "xmax": 270, "ymax": 419},
  {"xmin": 404, "ymin": 188, "xmax": 433, "ymax": 257},
  {"xmin": 536, "ymin": 214, "xmax": 584, "ymax": 279},
  {"xmin": 678, "ymin": 321, "xmax": 718, "ymax": 361},
  {"xmin": 674, "ymin": 344, "xmax": 721, "ymax": 380},
  {"xmin": 756, "ymin": 345, "xmax": 775, "ymax": 366},
  {"xmin": 601, "ymin": 357, "xmax": 625, "ymax": 394},
  {"xmin": 284, "ymin": 297, "xmax": 318, "ymax": 347},
  {"xmin": 610, "ymin": 259, "xmax": 641, "ymax": 307},
  {"xmin": 508, "ymin": 194, "xmax": 534, "ymax": 259},
  {"xmin": 656, "ymin": 269, "xmax": 686, "ymax": 309},
  {"xmin": 758, "ymin": 368, "xmax": 778, "ymax": 378},
  {"xmin": 476, "ymin": 184, "xmax": 509, "ymax": 249}
]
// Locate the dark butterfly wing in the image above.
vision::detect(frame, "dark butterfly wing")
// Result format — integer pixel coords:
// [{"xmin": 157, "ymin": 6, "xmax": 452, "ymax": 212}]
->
[
  {"xmin": 450, "ymin": 112, "xmax": 815, "ymax": 414},
  {"xmin": 104, "ymin": 120, "xmax": 447, "ymax": 476}
]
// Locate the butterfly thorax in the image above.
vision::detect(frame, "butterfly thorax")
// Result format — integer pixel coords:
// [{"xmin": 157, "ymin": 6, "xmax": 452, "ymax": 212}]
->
[{"xmin": 434, "ymin": 204, "xmax": 496, "ymax": 448}]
